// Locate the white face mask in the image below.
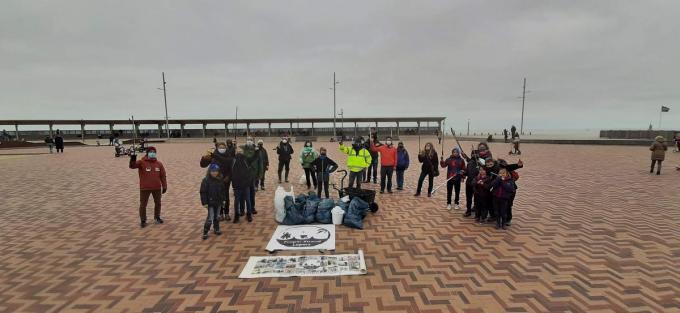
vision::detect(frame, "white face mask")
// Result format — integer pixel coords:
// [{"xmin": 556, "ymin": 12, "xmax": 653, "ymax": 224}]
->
[
  {"xmin": 386, "ymin": 140, "xmax": 392, "ymax": 145},
  {"xmin": 282, "ymin": 140, "xmax": 288, "ymax": 144},
  {"xmin": 246, "ymin": 140, "xmax": 254, "ymax": 146},
  {"xmin": 306, "ymin": 144, "xmax": 311, "ymax": 147},
  {"xmin": 217, "ymin": 148, "xmax": 227, "ymax": 153}
]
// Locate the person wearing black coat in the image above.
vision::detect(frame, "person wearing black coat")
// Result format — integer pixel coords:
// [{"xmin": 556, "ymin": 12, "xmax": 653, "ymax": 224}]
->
[
  {"xmin": 231, "ymin": 148, "xmax": 254, "ymax": 223},
  {"xmin": 415, "ymin": 142, "xmax": 438, "ymax": 197},
  {"xmin": 490, "ymin": 168, "xmax": 517, "ymax": 230},
  {"xmin": 255, "ymin": 140, "xmax": 269, "ymax": 190},
  {"xmin": 310, "ymin": 147, "xmax": 338, "ymax": 198},
  {"xmin": 200, "ymin": 164, "xmax": 226, "ymax": 239},
  {"xmin": 54, "ymin": 132, "xmax": 65, "ymax": 153},
  {"xmin": 462, "ymin": 149, "xmax": 481, "ymax": 217},
  {"xmin": 275, "ymin": 138, "xmax": 294, "ymax": 183},
  {"xmin": 200, "ymin": 140, "xmax": 236, "ymax": 221}
]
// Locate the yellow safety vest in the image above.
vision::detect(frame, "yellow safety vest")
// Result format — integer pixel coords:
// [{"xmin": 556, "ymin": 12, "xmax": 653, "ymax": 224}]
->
[{"xmin": 339, "ymin": 144, "xmax": 372, "ymax": 172}]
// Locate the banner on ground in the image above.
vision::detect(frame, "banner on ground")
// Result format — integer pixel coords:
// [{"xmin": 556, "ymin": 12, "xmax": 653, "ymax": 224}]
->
[
  {"xmin": 266, "ymin": 224, "xmax": 335, "ymax": 252},
  {"xmin": 239, "ymin": 250, "xmax": 366, "ymax": 278}
]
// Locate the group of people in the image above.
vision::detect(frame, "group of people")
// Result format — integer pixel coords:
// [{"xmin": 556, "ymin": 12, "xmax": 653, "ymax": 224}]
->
[{"xmin": 43, "ymin": 131, "xmax": 65, "ymax": 153}]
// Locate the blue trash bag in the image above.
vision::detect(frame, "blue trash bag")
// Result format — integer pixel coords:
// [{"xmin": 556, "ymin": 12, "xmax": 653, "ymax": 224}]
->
[
  {"xmin": 335, "ymin": 199, "xmax": 349, "ymax": 211},
  {"xmin": 315, "ymin": 199, "xmax": 335, "ymax": 224},
  {"xmin": 282, "ymin": 196, "xmax": 306, "ymax": 225},
  {"xmin": 302, "ymin": 199, "xmax": 319, "ymax": 224},
  {"xmin": 343, "ymin": 197, "xmax": 370, "ymax": 229},
  {"xmin": 295, "ymin": 193, "xmax": 308, "ymax": 204}
]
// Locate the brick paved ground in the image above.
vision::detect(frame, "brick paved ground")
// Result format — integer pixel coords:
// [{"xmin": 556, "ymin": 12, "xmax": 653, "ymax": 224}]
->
[{"xmin": 1, "ymin": 139, "xmax": 679, "ymax": 313}]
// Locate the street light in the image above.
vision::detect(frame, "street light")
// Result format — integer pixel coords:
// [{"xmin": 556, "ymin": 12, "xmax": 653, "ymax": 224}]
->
[
  {"xmin": 516, "ymin": 78, "xmax": 531, "ymax": 136},
  {"xmin": 330, "ymin": 72, "xmax": 340, "ymax": 138},
  {"xmin": 157, "ymin": 72, "xmax": 170, "ymax": 139}
]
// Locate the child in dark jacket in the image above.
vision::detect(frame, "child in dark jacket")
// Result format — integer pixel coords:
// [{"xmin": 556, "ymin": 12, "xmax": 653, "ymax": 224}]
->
[
  {"xmin": 462, "ymin": 149, "xmax": 481, "ymax": 217},
  {"xmin": 311, "ymin": 147, "xmax": 339, "ymax": 198},
  {"xmin": 490, "ymin": 168, "xmax": 516, "ymax": 230},
  {"xmin": 200, "ymin": 163, "xmax": 227, "ymax": 239},
  {"xmin": 440, "ymin": 148, "xmax": 466, "ymax": 210},
  {"xmin": 473, "ymin": 168, "xmax": 493, "ymax": 224}
]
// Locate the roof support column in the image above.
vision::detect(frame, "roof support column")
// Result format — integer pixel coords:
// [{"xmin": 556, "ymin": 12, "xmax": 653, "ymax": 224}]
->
[
  {"xmin": 202, "ymin": 123, "xmax": 207, "ymax": 138},
  {"xmin": 246, "ymin": 123, "xmax": 250, "ymax": 136},
  {"xmin": 268, "ymin": 123, "xmax": 272, "ymax": 136},
  {"xmin": 14, "ymin": 124, "xmax": 19, "ymax": 141},
  {"xmin": 180, "ymin": 123, "xmax": 185, "ymax": 138},
  {"xmin": 81, "ymin": 123, "xmax": 86, "ymax": 143},
  {"xmin": 224, "ymin": 122, "xmax": 228, "ymax": 140},
  {"xmin": 354, "ymin": 121, "xmax": 357, "ymax": 138},
  {"xmin": 49, "ymin": 123, "xmax": 54, "ymax": 138},
  {"xmin": 396, "ymin": 121, "xmax": 400, "ymax": 138},
  {"xmin": 311, "ymin": 122, "xmax": 314, "ymax": 136}
]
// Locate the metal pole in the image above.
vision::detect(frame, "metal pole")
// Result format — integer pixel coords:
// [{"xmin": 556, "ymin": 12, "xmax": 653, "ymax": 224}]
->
[
  {"xmin": 659, "ymin": 107, "xmax": 662, "ymax": 129},
  {"xmin": 333, "ymin": 72, "xmax": 337, "ymax": 138},
  {"xmin": 520, "ymin": 77, "xmax": 526, "ymax": 136},
  {"xmin": 234, "ymin": 106, "xmax": 238, "ymax": 141},
  {"xmin": 467, "ymin": 119, "xmax": 470, "ymax": 136},
  {"xmin": 162, "ymin": 72, "xmax": 169, "ymax": 139}
]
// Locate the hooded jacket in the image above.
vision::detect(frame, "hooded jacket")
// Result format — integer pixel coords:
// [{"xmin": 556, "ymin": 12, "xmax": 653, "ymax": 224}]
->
[
  {"xmin": 256, "ymin": 144, "xmax": 269, "ymax": 177},
  {"xmin": 650, "ymin": 136, "xmax": 667, "ymax": 161},
  {"xmin": 240, "ymin": 144, "xmax": 261, "ymax": 177},
  {"xmin": 130, "ymin": 155, "xmax": 167, "ymax": 190},
  {"xmin": 339, "ymin": 143, "xmax": 372, "ymax": 173},
  {"xmin": 440, "ymin": 154, "xmax": 466, "ymax": 181},
  {"xmin": 276, "ymin": 141, "xmax": 294, "ymax": 161},
  {"xmin": 370, "ymin": 141, "xmax": 398, "ymax": 167},
  {"xmin": 200, "ymin": 173, "xmax": 226, "ymax": 207},
  {"xmin": 200, "ymin": 147, "xmax": 235, "ymax": 178},
  {"xmin": 418, "ymin": 150, "xmax": 439, "ymax": 174},
  {"xmin": 464, "ymin": 155, "xmax": 481, "ymax": 186},
  {"xmin": 396, "ymin": 147, "xmax": 410, "ymax": 170},
  {"xmin": 299, "ymin": 146, "xmax": 319, "ymax": 169}
]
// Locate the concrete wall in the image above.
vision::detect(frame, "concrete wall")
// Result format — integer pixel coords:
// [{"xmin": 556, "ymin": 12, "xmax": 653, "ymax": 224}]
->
[{"xmin": 600, "ymin": 130, "xmax": 679, "ymax": 140}]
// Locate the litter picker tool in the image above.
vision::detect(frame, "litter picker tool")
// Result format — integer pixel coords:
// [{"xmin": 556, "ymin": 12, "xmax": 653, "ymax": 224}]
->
[
  {"xmin": 130, "ymin": 115, "xmax": 137, "ymax": 151},
  {"xmin": 431, "ymin": 170, "xmax": 464, "ymax": 195},
  {"xmin": 451, "ymin": 127, "xmax": 464, "ymax": 153}
]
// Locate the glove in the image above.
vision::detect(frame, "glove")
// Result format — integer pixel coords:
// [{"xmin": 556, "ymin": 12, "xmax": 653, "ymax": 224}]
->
[
  {"xmin": 162, "ymin": 187, "xmax": 167, "ymax": 194},
  {"xmin": 203, "ymin": 204, "xmax": 208, "ymax": 208}
]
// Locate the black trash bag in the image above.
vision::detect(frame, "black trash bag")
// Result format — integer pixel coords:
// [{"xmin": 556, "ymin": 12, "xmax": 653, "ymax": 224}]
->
[
  {"xmin": 295, "ymin": 193, "xmax": 308, "ymax": 204},
  {"xmin": 343, "ymin": 197, "xmax": 370, "ymax": 229},
  {"xmin": 282, "ymin": 196, "xmax": 305, "ymax": 225},
  {"xmin": 316, "ymin": 199, "xmax": 335, "ymax": 224},
  {"xmin": 302, "ymin": 199, "xmax": 320, "ymax": 224}
]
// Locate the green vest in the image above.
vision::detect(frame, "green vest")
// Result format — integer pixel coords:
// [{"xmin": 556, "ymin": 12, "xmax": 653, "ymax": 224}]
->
[{"xmin": 339, "ymin": 144, "xmax": 372, "ymax": 172}]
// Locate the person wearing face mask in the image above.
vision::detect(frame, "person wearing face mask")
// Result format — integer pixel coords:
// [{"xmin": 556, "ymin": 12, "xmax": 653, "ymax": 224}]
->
[
  {"xmin": 239, "ymin": 137, "xmax": 260, "ymax": 216},
  {"xmin": 255, "ymin": 140, "xmax": 269, "ymax": 190},
  {"xmin": 299, "ymin": 140, "xmax": 319, "ymax": 189},
  {"xmin": 129, "ymin": 146, "xmax": 167, "ymax": 228},
  {"xmin": 200, "ymin": 141, "xmax": 235, "ymax": 221},
  {"xmin": 370, "ymin": 136, "xmax": 398, "ymax": 194},
  {"xmin": 310, "ymin": 147, "xmax": 338, "ymax": 198},
  {"xmin": 395, "ymin": 142, "xmax": 410, "ymax": 190},
  {"xmin": 363, "ymin": 136, "xmax": 379, "ymax": 184},
  {"xmin": 339, "ymin": 138, "xmax": 372, "ymax": 189},
  {"xmin": 415, "ymin": 142, "xmax": 438, "ymax": 197},
  {"xmin": 231, "ymin": 147, "xmax": 255, "ymax": 223},
  {"xmin": 275, "ymin": 137, "xmax": 294, "ymax": 183}
]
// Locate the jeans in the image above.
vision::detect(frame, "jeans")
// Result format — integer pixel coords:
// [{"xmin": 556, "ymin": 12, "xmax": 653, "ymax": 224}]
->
[
  {"xmin": 255, "ymin": 172, "xmax": 266, "ymax": 189},
  {"xmin": 234, "ymin": 187, "xmax": 253, "ymax": 216},
  {"xmin": 278, "ymin": 160, "xmax": 290, "ymax": 181},
  {"xmin": 221, "ymin": 178, "xmax": 231, "ymax": 217},
  {"xmin": 204, "ymin": 206, "xmax": 220, "ymax": 232},
  {"xmin": 416, "ymin": 171, "xmax": 434, "ymax": 195},
  {"xmin": 365, "ymin": 160, "xmax": 378, "ymax": 182},
  {"xmin": 380, "ymin": 166, "xmax": 394, "ymax": 192},
  {"xmin": 139, "ymin": 189, "xmax": 162, "ymax": 222},
  {"xmin": 396, "ymin": 169, "xmax": 405, "ymax": 189},
  {"xmin": 348, "ymin": 171, "xmax": 363, "ymax": 189},
  {"xmin": 446, "ymin": 179, "xmax": 461, "ymax": 205},
  {"xmin": 465, "ymin": 183, "xmax": 474, "ymax": 213},
  {"xmin": 304, "ymin": 167, "xmax": 317, "ymax": 189},
  {"xmin": 316, "ymin": 172, "xmax": 330, "ymax": 198},
  {"xmin": 250, "ymin": 181, "xmax": 257, "ymax": 211}
]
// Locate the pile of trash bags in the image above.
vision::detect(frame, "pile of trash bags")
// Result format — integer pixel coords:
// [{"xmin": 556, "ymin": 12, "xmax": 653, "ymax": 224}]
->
[{"xmin": 274, "ymin": 186, "xmax": 372, "ymax": 229}]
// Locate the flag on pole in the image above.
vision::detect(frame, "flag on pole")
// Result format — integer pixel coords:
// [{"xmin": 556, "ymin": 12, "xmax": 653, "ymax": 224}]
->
[{"xmin": 661, "ymin": 106, "xmax": 670, "ymax": 112}]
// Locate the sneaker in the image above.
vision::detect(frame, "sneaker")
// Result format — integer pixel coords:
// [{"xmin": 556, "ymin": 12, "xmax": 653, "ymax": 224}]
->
[
  {"xmin": 464, "ymin": 212, "xmax": 472, "ymax": 217},
  {"xmin": 140, "ymin": 221, "xmax": 147, "ymax": 228},
  {"xmin": 380, "ymin": 190, "xmax": 384, "ymax": 194},
  {"xmin": 247, "ymin": 215, "xmax": 253, "ymax": 222},
  {"xmin": 387, "ymin": 190, "xmax": 393, "ymax": 194},
  {"xmin": 278, "ymin": 179, "xmax": 282, "ymax": 183},
  {"xmin": 154, "ymin": 217, "xmax": 164, "ymax": 224},
  {"xmin": 214, "ymin": 230, "xmax": 222, "ymax": 235},
  {"xmin": 505, "ymin": 221, "xmax": 512, "ymax": 226},
  {"xmin": 427, "ymin": 193, "xmax": 432, "ymax": 198},
  {"xmin": 261, "ymin": 187, "xmax": 266, "ymax": 191},
  {"xmin": 455, "ymin": 204, "xmax": 461, "ymax": 210},
  {"xmin": 414, "ymin": 193, "xmax": 421, "ymax": 197},
  {"xmin": 225, "ymin": 214, "xmax": 231, "ymax": 221},
  {"xmin": 252, "ymin": 209, "xmax": 258, "ymax": 215},
  {"xmin": 447, "ymin": 204, "xmax": 452, "ymax": 210},
  {"xmin": 501, "ymin": 225, "xmax": 507, "ymax": 230},
  {"xmin": 285, "ymin": 180, "xmax": 289, "ymax": 183},
  {"xmin": 202, "ymin": 233, "xmax": 208, "ymax": 240},
  {"xmin": 657, "ymin": 172, "xmax": 661, "ymax": 175},
  {"xmin": 495, "ymin": 224, "xmax": 501, "ymax": 230},
  {"xmin": 233, "ymin": 216, "xmax": 240, "ymax": 223}
]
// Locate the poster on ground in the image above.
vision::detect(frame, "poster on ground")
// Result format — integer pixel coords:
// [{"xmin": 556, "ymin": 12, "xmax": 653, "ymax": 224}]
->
[
  {"xmin": 239, "ymin": 250, "xmax": 367, "ymax": 278},
  {"xmin": 266, "ymin": 224, "xmax": 335, "ymax": 252}
]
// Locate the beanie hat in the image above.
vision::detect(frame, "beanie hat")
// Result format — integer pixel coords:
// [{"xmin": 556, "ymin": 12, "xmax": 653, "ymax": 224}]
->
[
  {"xmin": 147, "ymin": 146, "xmax": 157, "ymax": 153},
  {"xmin": 258, "ymin": 139, "xmax": 264, "ymax": 144},
  {"xmin": 208, "ymin": 163, "xmax": 220, "ymax": 171}
]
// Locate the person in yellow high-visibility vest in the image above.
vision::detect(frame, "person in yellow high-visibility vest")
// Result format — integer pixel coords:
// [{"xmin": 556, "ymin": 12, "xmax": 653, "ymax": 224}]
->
[{"xmin": 339, "ymin": 137, "xmax": 372, "ymax": 189}]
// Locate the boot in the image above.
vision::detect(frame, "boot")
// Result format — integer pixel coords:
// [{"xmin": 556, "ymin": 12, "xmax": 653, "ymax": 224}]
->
[
  {"xmin": 247, "ymin": 214, "xmax": 253, "ymax": 222},
  {"xmin": 233, "ymin": 215, "xmax": 240, "ymax": 223},
  {"xmin": 202, "ymin": 224, "xmax": 210, "ymax": 240},
  {"xmin": 214, "ymin": 222, "xmax": 221, "ymax": 235}
]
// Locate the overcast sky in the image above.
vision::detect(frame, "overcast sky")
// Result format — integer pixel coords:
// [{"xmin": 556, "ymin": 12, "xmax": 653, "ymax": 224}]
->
[{"xmin": 1, "ymin": 0, "xmax": 679, "ymax": 131}]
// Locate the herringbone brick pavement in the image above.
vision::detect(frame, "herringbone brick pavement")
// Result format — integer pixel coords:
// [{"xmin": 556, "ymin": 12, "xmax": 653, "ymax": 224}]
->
[{"xmin": 0, "ymin": 139, "xmax": 678, "ymax": 313}]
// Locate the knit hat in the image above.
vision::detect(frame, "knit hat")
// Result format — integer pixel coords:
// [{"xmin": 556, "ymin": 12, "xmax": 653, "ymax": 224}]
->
[
  {"xmin": 258, "ymin": 139, "xmax": 264, "ymax": 144},
  {"xmin": 147, "ymin": 146, "xmax": 157, "ymax": 153},
  {"xmin": 655, "ymin": 136, "xmax": 665, "ymax": 142},
  {"xmin": 208, "ymin": 163, "xmax": 220, "ymax": 171}
]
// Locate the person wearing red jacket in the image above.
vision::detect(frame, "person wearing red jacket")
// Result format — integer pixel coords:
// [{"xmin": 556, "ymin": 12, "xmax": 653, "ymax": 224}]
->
[
  {"xmin": 440, "ymin": 148, "xmax": 466, "ymax": 210},
  {"xmin": 370, "ymin": 136, "xmax": 398, "ymax": 194},
  {"xmin": 129, "ymin": 146, "xmax": 167, "ymax": 228}
]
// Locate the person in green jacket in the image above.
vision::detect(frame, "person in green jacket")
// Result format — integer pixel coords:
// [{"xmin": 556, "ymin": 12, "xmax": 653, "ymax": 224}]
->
[
  {"xmin": 299, "ymin": 140, "xmax": 319, "ymax": 189},
  {"xmin": 240, "ymin": 137, "xmax": 260, "ymax": 215},
  {"xmin": 339, "ymin": 138, "xmax": 372, "ymax": 189}
]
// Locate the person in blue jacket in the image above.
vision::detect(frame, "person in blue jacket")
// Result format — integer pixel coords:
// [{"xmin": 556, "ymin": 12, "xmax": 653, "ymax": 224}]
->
[
  {"xmin": 395, "ymin": 142, "xmax": 410, "ymax": 190},
  {"xmin": 199, "ymin": 163, "xmax": 226, "ymax": 239}
]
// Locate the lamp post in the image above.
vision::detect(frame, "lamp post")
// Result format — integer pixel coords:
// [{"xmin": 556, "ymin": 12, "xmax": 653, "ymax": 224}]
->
[
  {"xmin": 330, "ymin": 73, "xmax": 340, "ymax": 138},
  {"xmin": 339, "ymin": 108, "xmax": 344, "ymax": 137},
  {"xmin": 157, "ymin": 72, "xmax": 170, "ymax": 139}
]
